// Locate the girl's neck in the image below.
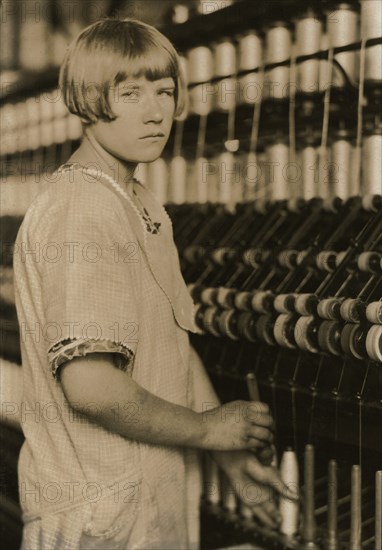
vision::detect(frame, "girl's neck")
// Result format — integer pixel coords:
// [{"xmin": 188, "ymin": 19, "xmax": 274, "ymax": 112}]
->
[{"xmin": 68, "ymin": 130, "xmax": 138, "ymax": 196}]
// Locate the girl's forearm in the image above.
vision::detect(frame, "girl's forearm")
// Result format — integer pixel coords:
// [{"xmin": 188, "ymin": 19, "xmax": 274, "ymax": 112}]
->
[{"xmin": 61, "ymin": 353, "xmax": 211, "ymax": 448}]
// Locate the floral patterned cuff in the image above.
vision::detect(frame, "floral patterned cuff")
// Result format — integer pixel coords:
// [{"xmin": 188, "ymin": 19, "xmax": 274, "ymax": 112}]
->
[{"xmin": 48, "ymin": 338, "xmax": 135, "ymax": 380}]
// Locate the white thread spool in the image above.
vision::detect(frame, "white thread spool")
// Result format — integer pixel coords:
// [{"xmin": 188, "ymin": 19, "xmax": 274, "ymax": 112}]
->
[
  {"xmin": 327, "ymin": 4, "xmax": 359, "ymax": 87},
  {"xmin": 301, "ymin": 143, "xmax": 318, "ymax": 199},
  {"xmin": 169, "ymin": 156, "xmax": 187, "ymax": 204},
  {"xmin": 266, "ymin": 139, "xmax": 290, "ymax": 200},
  {"xmin": 279, "ymin": 448, "xmax": 299, "ymax": 537},
  {"xmin": 264, "ymin": 22, "xmax": 292, "ymax": 100},
  {"xmin": 319, "ymin": 32, "xmax": 331, "ymax": 91},
  {"xmin": 147, "ymin": 158, "xmax": 168, "ymax": 205},
  {"xmin": 362, "ymin": 132, "xmax": 382, "ymax": 195},
  {"xmin": 330, "ymin": 130, "xmax": 352, "ymax": 199},
  {"xmin": 187, "ymin": 46, "xmax": 215, "ymax": 116},
  {"xmin": 238, "ymin": 30, "xmax": 264, "ymax": 104},
  {"xmin": 296, "ymin": 12, "xmax": 323, "ymax": 93},
  {"xmin": 213, "ymin": 38, "xmax": 237, "ymax": 111},
  {"xmin": 360, "ymin": 0, "xmax": 382, "ymax": 81}
]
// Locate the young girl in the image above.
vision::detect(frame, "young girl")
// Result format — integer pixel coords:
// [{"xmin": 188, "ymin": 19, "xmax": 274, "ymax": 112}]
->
[{"xmin": 14, "ymin": 18, "xmax": 290, "ymax": 550}]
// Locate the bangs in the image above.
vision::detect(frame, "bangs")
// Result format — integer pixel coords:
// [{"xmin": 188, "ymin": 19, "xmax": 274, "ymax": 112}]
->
[{"xmin": 113, "ymin": 50, "xmax": 178, "ymax": 87}]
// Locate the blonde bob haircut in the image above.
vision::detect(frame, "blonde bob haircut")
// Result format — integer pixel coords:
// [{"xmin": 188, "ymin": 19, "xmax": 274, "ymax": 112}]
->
[{"xmin": 59, "ymin": 18, "xmax": 187, "ymax": 124}]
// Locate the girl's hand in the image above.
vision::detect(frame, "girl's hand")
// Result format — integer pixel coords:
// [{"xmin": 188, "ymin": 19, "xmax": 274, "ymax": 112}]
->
[
  {"xmin": 209, "ymin": 450, "xmax": 296, "ymax": 529},
  {"xmin": 200, "ymin": 400, "xmax": 274, "ymax": 451}
]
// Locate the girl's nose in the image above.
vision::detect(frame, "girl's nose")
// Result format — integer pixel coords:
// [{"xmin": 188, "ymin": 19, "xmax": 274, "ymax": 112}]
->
[{"xmin": 142, "ymin": 95, "xmax": 163, "ymax": 123}]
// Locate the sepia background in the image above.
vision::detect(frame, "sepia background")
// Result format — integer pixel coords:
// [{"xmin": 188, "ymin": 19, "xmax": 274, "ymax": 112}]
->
[{"xmin": 1, "ymin": 1, "xmax": 381, "ymax": 549}]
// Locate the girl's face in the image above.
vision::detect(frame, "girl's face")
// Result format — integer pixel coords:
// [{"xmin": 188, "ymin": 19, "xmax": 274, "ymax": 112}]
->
[{"xmin": 90, "ymin": 75, "xmax": 176, "ymax": 164}]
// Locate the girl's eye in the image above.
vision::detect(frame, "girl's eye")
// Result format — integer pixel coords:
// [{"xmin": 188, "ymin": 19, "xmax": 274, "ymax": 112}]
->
[
  {"xmin": 159, "ymin": 89, "xmax": 175, "ymax": 97},
  {"xmin": 122, "ymin": 90, "xmax": 139, "ymax": 97}
]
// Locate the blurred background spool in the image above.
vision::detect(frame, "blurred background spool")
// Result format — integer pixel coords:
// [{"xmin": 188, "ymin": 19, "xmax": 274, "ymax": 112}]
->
[
  {"xmin": 300, "ymin": 137, "xmax": 319, "ymax": 199},
  {"xmin": 19, "ymin": 0, "xmax": 51, "ymax": 71},
  {"xmin": 187, "ymin": 45, "xmax": 215, "ymax": 116},
  {"xmin": 360, "ymin": 0, "xmax": 382, "ymax": 82},
  {"xmin": 296, "ymin": 10, "xmax": 323, "ymax": 93},
  {"xmin": 213, "ymin": 38, "xmax": 237, "ymax": 112},
  {"xmin": 266, "ymin": 137, "xmax": 290, "ymax": 200},
  {"xmin": 362, "ymin": 127, "xmax": 382, "ymax": 195},
  {"xmin": 238, "ymin": 30, "xmax": 264, "ymax": 105},
  {"xmin": 330, "ymin": 129, "xmax": 353, "ymax": 199},
  {"xmin": 264, "ymin": 21, "xmax": 292, "ymax": 100},
  {"xmin": 327, "ymin": 3, "xmax": 359, "ymax": 88}
]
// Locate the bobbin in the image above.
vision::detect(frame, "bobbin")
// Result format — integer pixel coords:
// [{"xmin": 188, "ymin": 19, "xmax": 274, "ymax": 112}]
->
[
  {"xmin": 294, "ymin": 315, "xmax": 320, "ymax": 353},
  {"xmin": 274, "ymin": 314, "xmax": 297, "ymax": 348},
  {"xmin": 216, "ymin": 309, "xmax": 239, "ymax": 340},
  {"xmin": 202, "ymin": 306, "xmax": 222, "ymax": 337},
  {"xmin": 255, "ymin": 314, "xmax": 276, "ymax": 345},
  {"xmin": 237, "ymin": 312, "xmax": 257, "ymax": 342},
  {"xmin": 366, "ymin": 301, "xmax": 382, "ymax": 324},
  {"xmin": 215, "ymin": 287, "xmax": 236, "ymax": 309},
  {"xmin": 365, "ymin": 324, "xmax": 382, "ymax": 361},
  {"xmin": 234, "ymin": 291, "xmax": 253, "ymax": 312},
  {"xmin": 317, "ymin": 320, "xmax": 342, "ymax": 355}
]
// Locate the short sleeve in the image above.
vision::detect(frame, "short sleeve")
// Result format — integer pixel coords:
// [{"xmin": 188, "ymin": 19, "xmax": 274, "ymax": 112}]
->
[
  {"xmin": 28, "ymin": 176, "xmax": 141, "ymax": 378},
  {"xmin": 48, "ymin": 338, "xmax": 134, "ymax": 380}
]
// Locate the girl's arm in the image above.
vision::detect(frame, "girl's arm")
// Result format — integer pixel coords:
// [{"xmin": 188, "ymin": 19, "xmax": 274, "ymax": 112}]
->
[{"xmin": 60, "ymin": 352, "xmax": 273, "ymax": 452}]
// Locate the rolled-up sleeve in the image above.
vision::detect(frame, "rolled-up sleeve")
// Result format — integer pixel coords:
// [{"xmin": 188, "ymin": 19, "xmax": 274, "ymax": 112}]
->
[{"xmin": 31, "ymin": 178, "xmax": 141, "ymax": 379}]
